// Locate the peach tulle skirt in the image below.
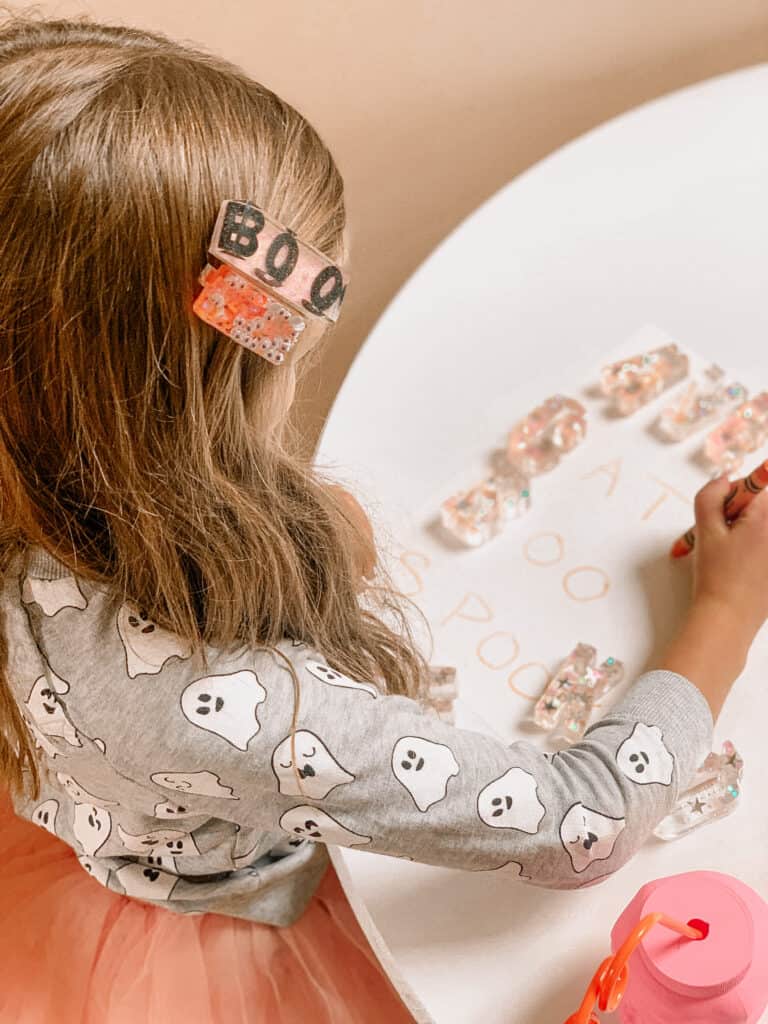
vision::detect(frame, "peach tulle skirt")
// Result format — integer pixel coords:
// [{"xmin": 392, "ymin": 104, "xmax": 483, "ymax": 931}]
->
[{"xmin": 0, "ymin": 794, "xmax": 413, "ymax": 1023}]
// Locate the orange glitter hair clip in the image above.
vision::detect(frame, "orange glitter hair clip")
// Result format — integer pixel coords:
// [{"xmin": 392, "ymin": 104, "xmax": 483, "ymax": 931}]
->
[{"xmin": 193, "ymin": 199, "xmax": 349, "ymax": 365}]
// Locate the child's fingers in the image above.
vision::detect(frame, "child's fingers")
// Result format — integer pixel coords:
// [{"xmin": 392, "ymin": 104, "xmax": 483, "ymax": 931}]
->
[
  {"xmin": 694, "ymin": 475, "xmax": 732, "ymax": 537},
  {"xmin": 732, "ymin": 484, "xmax": 768, "ymax": 531}
]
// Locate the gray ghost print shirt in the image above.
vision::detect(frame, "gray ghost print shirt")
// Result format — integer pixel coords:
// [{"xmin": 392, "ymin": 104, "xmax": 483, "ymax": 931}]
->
[{"xmin": 7, "ymin": 545, "xmax": 713, "ymax": 926}]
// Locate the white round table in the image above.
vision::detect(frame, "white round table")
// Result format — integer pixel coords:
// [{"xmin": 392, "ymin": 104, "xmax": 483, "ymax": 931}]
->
[{"xmin": 318, "ymin": 66, "xmax": 768, "ymax": 1024}]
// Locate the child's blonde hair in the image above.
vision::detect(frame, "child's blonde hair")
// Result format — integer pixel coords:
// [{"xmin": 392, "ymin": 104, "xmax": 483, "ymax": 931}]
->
[{"xmin": 0, "ymin": 13, "xmax": 426, "ymax": 799}]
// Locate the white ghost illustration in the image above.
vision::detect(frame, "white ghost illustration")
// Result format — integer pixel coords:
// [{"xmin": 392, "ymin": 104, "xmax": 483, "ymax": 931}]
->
[
  {"xmin": 153, "ymin": 800, "xmax": 194, "ymax": 820},
  {"xmin": 477, "ymin": 768, "xmax": 546, "ymax": 833},
  {"xmin": 24, "ymin": 675, "xmax": 81, "ymax": 748},
  {"xmin": 271, "ymin": 730, "xmax": 355, "ymax": 799},
  {"xmin": 233, "ymin": 841, "xmax": 261, "ymax": 870},
  {"xmin": 616, "ymin": 723, "xmax": 674, "ymax": 786},
  {"xmin": 180, "ymin": 671, "xmax": 266, "ymax": 750},
  {"xmin": 279, "ymin": 806, "xmax": 371, "ymax": 847},
  {"xmin": 391, "ymin": 736, "xmax": 459, "ymax": 811},
  {"xmin": 473, "ymin": 860, "xmax": 529, "ymax": 879},
  {"xmin": 32, "ymin": 799, "xmax": 59, "ymax": 836},
  {"xmin": 560, "ymin": 803, "xmax": 625, "ymax": 873},
  {"xmin": 115, "ymin": 862, "xmax": 178, "ymax": 901},
  {"xmin": 23, "ymin": 714, "xmax": 60, "ymax": 759},
  {"xmin": 116, "ymin": 603, "xmax": 192, "ymax": 678},
  {"xmin": 78, "ymin": 855, "xmax": 112, "ymax": 887},
  {"xmin": 305, "ymin": 661, "xmax": 378, "ymax": 697},
  {"xmin": 140, "ymin": 852, "xmax": 178, "ymax": 875},
  {"xmin": 22, "ymin": 575, "xmax": 88, "ymax": 616},
  {"xmin": 56, "ymin": 772, "xmax": 117, "ymax": 806},
  {"xmin": 73, "ymin": 803, "xmax": 112, "ymax": 856},
  {"xmin": 150, "ymin": 770, "xmax": 237, "ymax": 800},
  {"xmin": 116, "ymin": 825, "xmax": 199, "ymax": 856}
]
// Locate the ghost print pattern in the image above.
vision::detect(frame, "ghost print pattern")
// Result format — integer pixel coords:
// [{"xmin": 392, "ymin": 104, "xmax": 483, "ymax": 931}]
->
[
  {"xmin": 117, "ymin": 825, "xmax": 200, "ymax": 857},
  {"xmin": 279, "ymin": 807, "xmax": 371, "ymax": 847},
  {"xmin": 73, "ymin": 803, "xmax": 112, "ymax": 856},
  {"xmin": 24, "ymin": 674, "xmax": 82, "ymax": 749},
  {"xmin": 616, "ymin": 723, "xmax": 674, "ymax": 786},
  {"xmin": 150, "ymin": 770, "xmax": 238, "ymax": 800},
  {"xmin": 391, "ymin": 736, "xmax": 459, "ymax": 811},
  {"xmin": 22, "ymin": 574, "xmax": 88, "ymax": 615},
  {"xmin": 32, "ymin": 799, "xmax": 59, "ymax": 836},
  {"xmin": 271, "ymin": 730, "xmax": 355, "ymax": 799},
  {"xmin": 180, "ymin": 671, "xmax": 266, "ymax": 750},
  {"xmin": 477, "ymin": 768, "xmax": 546, "ymax": 833},
  {"xmin": 305, "ymin": 660, "xmax": 379, "ymax": 698},
  {"xmin": 115, "ymin": 862, "xmax": 179, "ymax": 901},
  {"xmin": 559, "ymin": 803, "xmax": 625, "ymax": 873},
  {"xmin": 116, "ymin": 602, "xmax": 193, "ymax": 678}
]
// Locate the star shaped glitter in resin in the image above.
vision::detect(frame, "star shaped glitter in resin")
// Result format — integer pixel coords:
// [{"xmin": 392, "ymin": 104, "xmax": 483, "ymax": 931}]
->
[
  {"xmin": 532, "ymin": 644, "xmax": 624, "ymax": 744},
  {"xmin": 440, "ymin": 468, "xmax": 531, "ymax": 547},
  {"xmin": 655, "ymin": 740, "xmax": 744, "ymax": 841}
]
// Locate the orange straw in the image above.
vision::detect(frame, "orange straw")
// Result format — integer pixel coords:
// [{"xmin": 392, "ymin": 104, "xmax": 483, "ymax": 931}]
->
[{"xmin": 563, "ymin": 913, "xmax": 705, "ymax": 1024}]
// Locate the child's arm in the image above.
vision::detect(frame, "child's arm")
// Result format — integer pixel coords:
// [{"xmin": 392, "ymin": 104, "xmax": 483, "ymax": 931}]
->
[
  {"xmin": 98, "ymin": 640, "xmax": 712, "ymax": 890},
  {"xmin": 657, "ymin": 473, "xmax": 768, "ymax": 720}
]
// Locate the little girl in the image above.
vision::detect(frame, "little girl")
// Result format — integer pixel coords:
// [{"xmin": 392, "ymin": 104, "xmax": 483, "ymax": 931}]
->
[{"xmin": 1, "ymin": 14, "xmax": 767, "ymax": 1024}]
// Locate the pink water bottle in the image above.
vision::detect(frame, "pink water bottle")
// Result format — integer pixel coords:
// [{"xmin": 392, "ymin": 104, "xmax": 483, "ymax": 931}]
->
[{"xmin": 610, "ymin": 871, "xmax": 768, "ymax": 1023}]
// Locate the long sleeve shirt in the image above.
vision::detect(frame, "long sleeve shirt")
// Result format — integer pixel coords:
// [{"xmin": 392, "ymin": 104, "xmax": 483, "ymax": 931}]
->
[{"xmin": 7, "ymin": 545, "xmax": 713, "ymax": 925}]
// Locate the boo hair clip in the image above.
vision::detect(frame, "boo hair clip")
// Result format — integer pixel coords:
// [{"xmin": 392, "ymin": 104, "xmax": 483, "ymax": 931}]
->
[{"xmin": 193, "ymin": 199, "xmax": 349, "ymax": 365}]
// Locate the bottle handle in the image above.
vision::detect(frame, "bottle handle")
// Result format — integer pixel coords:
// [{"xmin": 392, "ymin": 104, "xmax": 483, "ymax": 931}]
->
[{"xmin": 563, "ymin": 913, "xmax": 705, "ymax": 1023}]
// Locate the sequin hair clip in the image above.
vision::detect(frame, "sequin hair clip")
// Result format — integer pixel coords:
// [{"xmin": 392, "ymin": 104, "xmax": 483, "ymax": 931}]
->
[{"xmin": 193, "ymin": 199, "xmax": 349, "ymax": 365}]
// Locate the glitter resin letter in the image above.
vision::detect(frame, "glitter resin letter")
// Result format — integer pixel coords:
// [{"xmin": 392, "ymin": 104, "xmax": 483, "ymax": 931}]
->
[
  {"xmin": 533, "ymin": 643, "xmax": 624, "ymax": 743},
  {"xmin": 657, "ymin": 365, "xmax": 748, "ymax": 442},
  {"xmin": 654, "ymin": 741, "xmax": 743, "ymax": 841},
  {"xmin": 600, "ymin": 344, "xmax": 689, "ymax": 416},
  {"xmin": 704, "ymin": 392, "xmax": 768, "ymax": 474},
  {"xmin": 506, "ymin": 395, "xmax": 587, "ymax": 474},
  {"xmin": 440, "ymin": 467, "xmax": 531, "ymax": 547}
]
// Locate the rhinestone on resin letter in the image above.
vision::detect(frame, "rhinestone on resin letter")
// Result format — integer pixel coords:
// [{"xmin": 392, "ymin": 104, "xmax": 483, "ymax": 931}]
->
[
  {"xmin": 506, "ymin": 395, "xmax": 587, "ymax": 474},
  {"xmin": 440, "ymin": 468, "xmax": 531, "ymax": 547},
  {"xmin": 533, "ymin": 643, "xmax": 624, "ymax": 743},
  {"xmin": 600, "ymin": 344, "xmax": 689, "ymax": 416},
  {"xmin": 655, "ymin": 741, "xmax": 743, "ymax": 841},
  {"xmin": 657, "ymin": 365, "xmax": 748, "ymax": 442},
  {"xmin": 704, "ymin": 392, "xmax": 768, "ymax": 474}
]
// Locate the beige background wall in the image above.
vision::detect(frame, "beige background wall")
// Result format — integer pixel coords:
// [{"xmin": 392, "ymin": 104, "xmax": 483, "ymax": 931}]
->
[{"xmin": 16, "ymin": 1, "xmax": 768, "ymax": 445}]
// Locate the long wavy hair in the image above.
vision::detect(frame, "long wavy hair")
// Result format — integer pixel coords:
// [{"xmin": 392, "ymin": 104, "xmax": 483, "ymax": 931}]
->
[{"xmin": 0, "ymin": 13, "xmax": 427, "ymax": 800}]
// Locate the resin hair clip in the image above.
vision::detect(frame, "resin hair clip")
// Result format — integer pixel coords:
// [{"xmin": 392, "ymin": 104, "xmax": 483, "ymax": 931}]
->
[
  {"xmin": 425, "ymin": 666, "xmax": 458, "ymax": 724},
  {"xmin": 194, "ymin": 199, "xmax": 349, "ymax": 364},
  {"xmin": 440, "ymin": 468, "xmax": 531, "ymax": 547},
  {"xmin": 533, "ymin": 643, "xmax": 624, "ymax": 743},
  {"xmin": 506, "ymin": 395, "xmax": 587, "ymax": 474},
  {"xmin": 704, "ymin": 391, "xmax": 768, "ymax": 474},
  {"xmin": 600, "ymin": 344, "xmax": 689, "ymax": 416},
  {"xmin": 656, "ymin": 365, "xmax": 748, "ymax": 442},
  {"xmin": 193, "ymin": 264, "xmax": 306, "ymax": 365},
  {"xmin": 654, "ymin": 741, "xmax": 743, "ymax": 841}
]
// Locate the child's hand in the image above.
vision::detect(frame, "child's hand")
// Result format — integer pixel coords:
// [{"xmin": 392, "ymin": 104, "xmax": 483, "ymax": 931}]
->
[
  {"xmin": 657, "ymin": 473, "xmax": 768, "ymax": 720},
  {"xmin": 690, "ymin": 474, "xmax": 768, "ymax": 641}
]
